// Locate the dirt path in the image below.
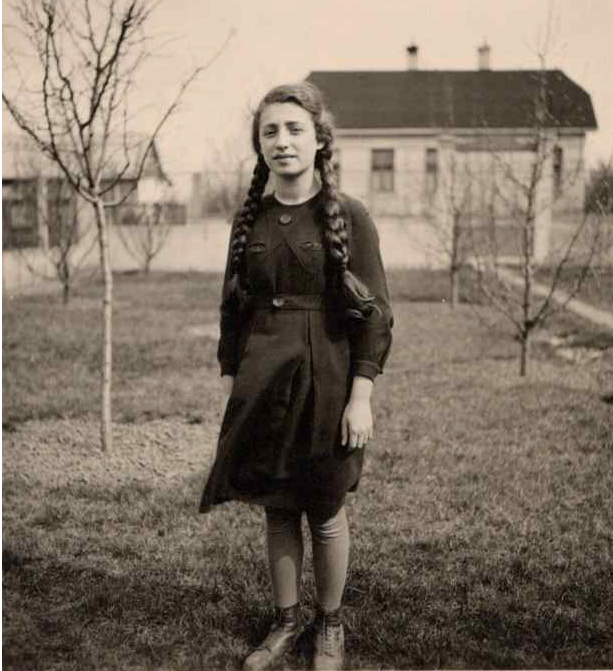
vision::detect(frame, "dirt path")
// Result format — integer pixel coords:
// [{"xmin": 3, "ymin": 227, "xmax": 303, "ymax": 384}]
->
[{"xmin": 496, "ymin": 267, "xmax": 613, "ymax": 331}]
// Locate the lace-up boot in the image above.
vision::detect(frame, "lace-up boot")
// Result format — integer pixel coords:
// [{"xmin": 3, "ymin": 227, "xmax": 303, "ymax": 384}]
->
[
  {"xmin": 312, "ymin": 605, "xmax": 344, "ymax": 671},
  {"xmin": 243, "ymin": 604, "xmax": 302, "ymax": 671}
]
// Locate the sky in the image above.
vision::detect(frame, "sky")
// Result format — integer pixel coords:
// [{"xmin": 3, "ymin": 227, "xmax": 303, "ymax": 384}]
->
[{"xmin": 3, "ymin": 0, "xmax": 613, "ymax": 187}]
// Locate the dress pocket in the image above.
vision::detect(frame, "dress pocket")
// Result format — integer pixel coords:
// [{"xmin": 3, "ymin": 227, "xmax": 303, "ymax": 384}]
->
[
  {"xmin": 298, "ymin": 240, "xmax": 325, "ymax": 275},
  {"xmin": 247, "ymin": 242, "xmax": 267, "ymax": 254}
]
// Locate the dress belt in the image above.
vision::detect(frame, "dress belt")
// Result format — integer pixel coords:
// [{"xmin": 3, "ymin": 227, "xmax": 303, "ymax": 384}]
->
[{"xmin": 249, "ymin": 294, "xmax": 326, "ymax": 310}]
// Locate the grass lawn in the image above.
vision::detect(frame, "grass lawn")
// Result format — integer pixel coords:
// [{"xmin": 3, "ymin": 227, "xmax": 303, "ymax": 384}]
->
[{"xmin": 3, "ymin": 269, "xmax": 613, "ymax": 670}]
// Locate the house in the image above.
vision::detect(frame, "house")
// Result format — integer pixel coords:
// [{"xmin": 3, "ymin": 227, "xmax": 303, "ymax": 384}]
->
[
  {"xmin": 3, "ymin": 134, "xmax": 67, "ymax": 251},
  {"xmin": 99, "ymin": 135, "xmax": 180, "ymax": 226},
  {"xmin": 2, "ymin": 132, "xmax": 189, "ymax": 290},
  {"xmin": 2, "ymin": 132, "xmax": 183, "ymax": 252},
  {"xmin": 306, "ymin": 44, "xmax": 597, "ymax": 261}
]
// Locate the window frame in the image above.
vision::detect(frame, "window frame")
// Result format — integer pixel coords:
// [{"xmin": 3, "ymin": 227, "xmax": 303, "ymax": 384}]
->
[
  {"xmin": 553, "ymin": 145, "xmax": 563, "ymax": 198},
  {"xmin": 370, "ymin": 148, "xmax": 395, "ymax": 193},
  {"xmin": 101, "ymin": 178, "xmax": 139, "ymax": 225},
  {"xmin": 425, "ymin": 147, "xmax": 439, "ymax": 201},
  {"xmin": 46, "ymin": 178, "xmax": 78, "ymax": 248},
  {"xmin": 2, "ymin": 179, "xmax": 39, "ymax": 250}
]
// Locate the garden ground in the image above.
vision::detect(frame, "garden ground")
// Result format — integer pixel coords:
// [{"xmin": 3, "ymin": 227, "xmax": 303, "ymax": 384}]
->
[{"xmin": 2, "ymin": 268, "xmax": 613, "ymax": 670}]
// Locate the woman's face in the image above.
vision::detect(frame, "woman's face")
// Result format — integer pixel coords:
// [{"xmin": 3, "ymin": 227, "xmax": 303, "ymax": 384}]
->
[{"xmin": 258, "ymin": 102, "xmax": 323, "ymax": 181}]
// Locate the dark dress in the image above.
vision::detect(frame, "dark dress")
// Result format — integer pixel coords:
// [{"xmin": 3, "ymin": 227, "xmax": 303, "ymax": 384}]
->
[{"xmin": 199, "ymin": 191, "xmax": 393, "ymax": 513}]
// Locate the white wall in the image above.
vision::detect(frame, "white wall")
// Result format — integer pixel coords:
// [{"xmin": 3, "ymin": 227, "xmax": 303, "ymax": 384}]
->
[
  {"xmin": 4, "ymin": 213, "xmax": 606, "ymax": 294},
  {"xmin": 108, "ymin": 219, "xmax": 230, "ymax": 273},
  {"xmin": 336, "ymin": 130, "xmax": 589, "ymax": 262},
  {"xmin": 337, "ymin": 135, "xmax": 440, "ymax": 217},
  {"xmin": 2, "ymin": 219, "xmax": 231, "ymax": 292},
  {"xmin": 0, "ymin": 215, "xmax": 453, "ymax": 293},
  {"xmin": 552, "ymin": 134, "xmax": 586, "ymax": 215},
  {"xmin": 337, "ymin": 132, "xmax": 587, "ymax": 216}
]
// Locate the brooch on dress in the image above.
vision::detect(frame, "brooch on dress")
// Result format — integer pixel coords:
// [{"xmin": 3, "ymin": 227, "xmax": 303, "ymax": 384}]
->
[{"xmin": 278, "ymin": 214, "xmax": 292, "ymax": 226}]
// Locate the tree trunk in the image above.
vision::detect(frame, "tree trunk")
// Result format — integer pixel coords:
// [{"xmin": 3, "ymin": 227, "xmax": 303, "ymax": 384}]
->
[
  {"xmin": 449, "ymin": 216, "xmax": 461, "ymax": 308},
  {"xmin": 520, "ymin": 198, "xmax": 535, "ymax": 377},
  {"xmin": 450, "ymin": 265, "xmax": 459, "ymax": 308},
  {"xmin": 61, "ymin": 260, "xmax": 70, "ymax": 305},
  {"xmin": 94, "ymin": 198, "xmax": 113, "ymax": 451},
  {"xmin": 519, "ymin": 332, "xmax": 531, "ymax": 377}
]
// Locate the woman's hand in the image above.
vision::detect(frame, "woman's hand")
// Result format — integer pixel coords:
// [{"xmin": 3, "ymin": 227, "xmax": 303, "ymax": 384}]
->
[
  {"xmin": 341, "ymin": 398, "xmax": 373, "ymax": 450},
  {"xmin": 341, "ymin": 375, "xmax": 375, "ymax": 450}
]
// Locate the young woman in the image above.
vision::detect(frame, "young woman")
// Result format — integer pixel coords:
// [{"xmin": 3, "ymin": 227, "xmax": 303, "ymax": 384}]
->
[{"xmin": 200, "ymin": 81, "xmax": 393, "ymax": 671}]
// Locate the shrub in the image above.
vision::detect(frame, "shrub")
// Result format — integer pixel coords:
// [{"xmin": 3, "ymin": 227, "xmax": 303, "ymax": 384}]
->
[{"xmin": 585, "ymin": 161, "xmax": 613, "ymax": 214}]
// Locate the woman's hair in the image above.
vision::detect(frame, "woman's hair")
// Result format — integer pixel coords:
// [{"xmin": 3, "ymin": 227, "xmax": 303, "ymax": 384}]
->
[{"xmin": 227, "ymin": 81, "xmax": 375, "ymax": 319}]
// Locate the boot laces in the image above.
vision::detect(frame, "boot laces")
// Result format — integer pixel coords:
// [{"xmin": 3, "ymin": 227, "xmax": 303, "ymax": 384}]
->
[{"xmin": 318, "ymin": 615, "xmax": 342, "ymax": 655}]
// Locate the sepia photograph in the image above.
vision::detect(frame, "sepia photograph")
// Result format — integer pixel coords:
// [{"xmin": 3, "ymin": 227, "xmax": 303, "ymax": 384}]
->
[{"xmin": 2, "ymin": 0, "xmax": 612, "ymax": 669}]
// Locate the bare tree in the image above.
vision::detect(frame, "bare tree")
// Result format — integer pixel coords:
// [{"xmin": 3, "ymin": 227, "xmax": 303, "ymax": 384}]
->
[
  {"xmin": 201, "ymin": 139, "xmax": 253, "ymax": 221},
  {"xmin": 113, "ymin": 201, "xmax": 175, "ymax": 274},
  {"xmin": 6, "ymin": 144, "xmax": 96, "ymax": 303},
  {"xmin": 23, "ymin": 180, "xmax": 96, "ymax": 303},
  {"xmin": 425, "ymin": 138, "xmax": 474, "ymax": 307},
  {"xmin": 3, "ymin": 0, "xmax": 233, "ymax": 449},
  {"xmin": 466, "ymin": 46, "xmax": 610, "ymax": 376},
  {"xmin": 585, "ymin": 160, "xmax": 613, "ymax": 215}
]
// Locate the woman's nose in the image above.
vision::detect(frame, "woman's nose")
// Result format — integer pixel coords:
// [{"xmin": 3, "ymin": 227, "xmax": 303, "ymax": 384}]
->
[{"xmin": 275, "ymin": 129, "xmax": 290, "ymax": 148}]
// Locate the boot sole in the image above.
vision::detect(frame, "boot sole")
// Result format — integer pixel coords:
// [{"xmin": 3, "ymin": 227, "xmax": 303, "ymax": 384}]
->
[{"xmin": 243, "ymin": 626, "xmax": 304, "ymax": 671}]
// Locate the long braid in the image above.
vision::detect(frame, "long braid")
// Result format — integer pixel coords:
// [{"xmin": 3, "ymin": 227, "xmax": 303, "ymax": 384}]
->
[
  {"xmin": 317, "ymin": 148, "xmax": 376, "ymax": 320},
  {"xmin": 227, "ymin": 157, "xmax": 269, "ymax": 303},
  {"xmin": 317, "ymin": 147, "xmax": 348, "ymax": 268}
]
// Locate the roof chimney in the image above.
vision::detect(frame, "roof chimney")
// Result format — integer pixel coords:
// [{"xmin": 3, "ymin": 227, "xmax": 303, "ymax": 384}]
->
[
  {"xmin": 406, "ymin": 43, "xmax": 419, "ymax": 70},
  {"xmin": 477, "ymin": 41, "xmax": 491, "ymax": 70}
]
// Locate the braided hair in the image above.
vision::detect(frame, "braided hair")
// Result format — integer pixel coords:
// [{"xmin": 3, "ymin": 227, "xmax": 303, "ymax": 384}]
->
[
  {"xmin": 225, "ymin": 156, "xmax": 270, "ymax": 303},
  {"xmin": 228, "ymin": 81, "xmax": 375, "ymax": 319}
]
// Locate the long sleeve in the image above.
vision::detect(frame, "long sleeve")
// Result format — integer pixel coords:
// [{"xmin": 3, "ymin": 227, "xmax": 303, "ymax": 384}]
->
[
  {"xmin": 217, "ymin": 221, "xmax": 242, "ymax": 377},
  {"xmin": 344, "ymin": 196, "xmax": 393, "ymax": 380}
]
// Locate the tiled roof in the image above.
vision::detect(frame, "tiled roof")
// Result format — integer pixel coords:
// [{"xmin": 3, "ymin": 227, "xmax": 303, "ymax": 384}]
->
[{"xmin": 306, "ymin": 69, "xmax": 597, "ymax": 130}]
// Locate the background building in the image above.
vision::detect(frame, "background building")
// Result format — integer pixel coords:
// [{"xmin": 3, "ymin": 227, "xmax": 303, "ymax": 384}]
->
[{"xmin": 307, "ymin": 44, "xmax": 597, "ymax": 260}]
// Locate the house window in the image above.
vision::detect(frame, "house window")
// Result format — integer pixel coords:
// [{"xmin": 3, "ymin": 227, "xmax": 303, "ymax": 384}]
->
[
  {"xmin": 332, "ymin": 148, "xmax": 341, "ymax": 189},
  {"xmin": 2, "ymin": 180, "xmax": 39, "ymax": 250},
  {"xmin": 425, "ymin": 148, "xmax": 439, "ymax": 201},
  {"xmin": 371, "ymin": 149, "xmax": 394, "ymax": 192},
  {"xmin": 553, "ymin": 146, "xmax": 563, "ymax": 197},
  {"xmin": 47, "ymin": 179, "xmax": 77, "ymax": 248},
  {"xmin": 101, "ymin": 179, "xmax": 138, "ymax": 225},
  {"xmin": 101, "ymin": 179, "xmax": 137, "ymax": 204}
]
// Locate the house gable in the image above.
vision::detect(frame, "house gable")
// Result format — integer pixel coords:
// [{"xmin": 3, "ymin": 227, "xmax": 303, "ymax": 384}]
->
[{"xmin": 2, "ymin": 132, "xmax": 177, "ymax": 250}]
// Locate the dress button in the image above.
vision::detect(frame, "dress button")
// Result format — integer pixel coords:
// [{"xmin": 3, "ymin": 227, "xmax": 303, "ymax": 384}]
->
[{"xmin": 272, "ymin": 297, "xmax": 285, "ymax": 307}]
